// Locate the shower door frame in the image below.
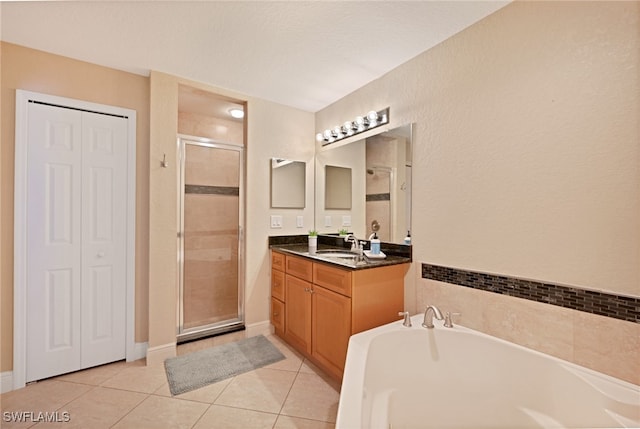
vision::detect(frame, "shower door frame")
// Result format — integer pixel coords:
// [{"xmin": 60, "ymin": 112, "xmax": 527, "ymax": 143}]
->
[{"xmin": 177, "ymin": 135, "xmax": 245, "ymax": 342}]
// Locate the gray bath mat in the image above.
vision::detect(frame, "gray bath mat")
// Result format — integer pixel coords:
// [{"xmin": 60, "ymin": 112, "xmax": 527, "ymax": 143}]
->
[{"xmin": 164, "ymin": 335, "xmax": 285, "ymax": 396}]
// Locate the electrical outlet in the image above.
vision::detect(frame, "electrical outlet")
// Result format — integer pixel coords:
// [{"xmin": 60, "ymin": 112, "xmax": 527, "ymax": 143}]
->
[
  {"xmin": 296, "ymin": 216, "xmax": 304, "ymax": 228},
  {"xmin": 324, "ymin": 216, "xmax": 332, "ymax": 227},
  {"xmin": 342, "ymin": 215, "xmax": 351, "ymax": 227},
  {"xmin": 270, "ymin": 215, "xmax": 283, "ymax": 228}
]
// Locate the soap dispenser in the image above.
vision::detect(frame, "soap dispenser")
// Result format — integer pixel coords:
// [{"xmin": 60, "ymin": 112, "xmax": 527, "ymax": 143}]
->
[
  {"xmin": 404, "ymin": 230, "xmax": 411, "ymax": 245},
  {"xmin": 370, "ymin": 233, "xmax": 381, "ymax": 255}
]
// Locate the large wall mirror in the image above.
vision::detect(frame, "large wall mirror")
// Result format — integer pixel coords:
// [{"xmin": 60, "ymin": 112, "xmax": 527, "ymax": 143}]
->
[
  {"xmin": 315, "ymin": 124, "xmax": 412, "ymax": 243},
  {"xmin": 271, "ymin": 158, "xmax": 306, "ymax": 208}
]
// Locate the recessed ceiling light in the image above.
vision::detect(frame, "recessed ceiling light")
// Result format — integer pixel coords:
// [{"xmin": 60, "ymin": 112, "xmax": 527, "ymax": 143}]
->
[{"xmin": 229, "ymin": 108, "xmax": 244, "ymax": 119}]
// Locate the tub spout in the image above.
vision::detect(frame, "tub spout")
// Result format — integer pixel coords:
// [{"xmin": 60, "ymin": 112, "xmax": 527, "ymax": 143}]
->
[{"xmin": 422, "ymin": 305, "xmax": 443, "ymax": 329}]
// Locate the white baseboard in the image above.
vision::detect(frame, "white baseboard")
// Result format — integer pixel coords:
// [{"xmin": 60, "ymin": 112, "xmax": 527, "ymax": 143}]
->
[
  {"xmin": 130, "ymin": 342, "xmax": 148, "ymax": 362},
  {"xmin": 146, "ymin": 342, "xmax": 177, "ymax": 366},
  {"xmin": 245, "ymin": 320, "xmax": 273, "ymax": 337},
  {"xmin": 1, "ymin": 371, "xmax": 13, "ymax": 394}
]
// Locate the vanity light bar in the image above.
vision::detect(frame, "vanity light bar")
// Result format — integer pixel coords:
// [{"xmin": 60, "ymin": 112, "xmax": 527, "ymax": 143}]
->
[{"xmin": 316, "ymin": 108, "xmax": 390, "ymax": 146}]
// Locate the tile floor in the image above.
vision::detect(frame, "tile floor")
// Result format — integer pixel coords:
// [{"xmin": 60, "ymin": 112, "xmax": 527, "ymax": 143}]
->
[{"xmin": 0, "ymin": 332, "xmax": 340, "ymax": 429}]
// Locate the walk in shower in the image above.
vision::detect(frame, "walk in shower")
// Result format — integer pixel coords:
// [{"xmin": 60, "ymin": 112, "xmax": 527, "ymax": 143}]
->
[{"xmin": 177, "ymin": 136, "xmax": 244, "ymax": 342}]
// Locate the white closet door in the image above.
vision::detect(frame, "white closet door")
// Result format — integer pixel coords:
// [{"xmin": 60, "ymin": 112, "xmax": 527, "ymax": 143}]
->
[
  {"xmin": 26, "ymin": 103, "xmax": 83, "ymax": 382},
  {"xmin": 80, "ymin": 112, "xmax": 127, "ymax": 368},
  {"xmin": 25, "ymin": 103, "xmax": 127, "ymax": 382}
]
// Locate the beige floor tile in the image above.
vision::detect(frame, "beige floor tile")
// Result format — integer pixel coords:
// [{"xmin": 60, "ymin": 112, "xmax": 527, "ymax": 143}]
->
[
  {"xmin": 214, "ymin": 368, "xmax": 296, "ymax": 413},
  {"xmin": 176, "ymin": 337, "xmax": 218, "ymax": 356},
  {"xmin": 33, "ymin": 387, "xmax": 147, "ymax": 429},
  {"xmin": 53, "ymin": 360, "xmax": 129, "ymax": 386},
  {"xmin": 298, "ymin": 360, "xmax": 341, "ymax": 392},
  {"xmin": 101, "ymin": 362, "xmax": 168, "ymax": 394},
  {"xmin": 280, "ymin": 372, "xmax": 339, "ymax": 423},
  {"xmin": 192, "ymin": 404, "xmax": 278, "ymax": 429},
  {"xmin": 111, "ymin": 395, "xmax": 208, "ymax": 429},
  {"xmin": 264, "ymin": 335, "xmax": 304, "ymax": 372},
  {"xmin": 274, "ymin": 415, "xmax": 336, "ymax": 429},
  {"xmin": 153, "ymin": 376, "xmax": 233, "ymax": 403},
  {"xmin": 0, "ymin": 380, "xmax": 92, "ymax": 429}
]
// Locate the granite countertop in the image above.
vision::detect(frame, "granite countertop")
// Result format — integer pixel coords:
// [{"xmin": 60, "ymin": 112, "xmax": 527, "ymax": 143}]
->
[{"xmin": 270, "ymin": 242, "xmax": 411, "ymax": 270}]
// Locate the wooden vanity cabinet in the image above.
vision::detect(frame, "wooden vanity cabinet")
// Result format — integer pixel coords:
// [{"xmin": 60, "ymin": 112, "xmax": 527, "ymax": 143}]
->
[{"xmin": 271, "ymin": 250, "xmax": 407, "ymax": 380}]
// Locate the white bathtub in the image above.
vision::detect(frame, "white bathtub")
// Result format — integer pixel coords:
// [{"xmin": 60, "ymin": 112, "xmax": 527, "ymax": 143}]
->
[{"xmin": 337, "ymin": 314, "xmax": 640, "ymax": 429}]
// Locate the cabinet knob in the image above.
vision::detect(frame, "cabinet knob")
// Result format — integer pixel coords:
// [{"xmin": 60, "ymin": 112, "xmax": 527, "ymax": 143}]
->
[{"xmin": 273, "ymin": 312, "xmax": 279, "ymax": 317}]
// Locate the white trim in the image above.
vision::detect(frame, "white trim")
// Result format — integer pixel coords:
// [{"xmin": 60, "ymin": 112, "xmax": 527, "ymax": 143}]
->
[
  {"xmin": 131, "ymin": 342, "xmax": 148, "ymax": 362},
  {"xmin": 245, "ymin": 320, "xmax": 273, "ymax": 338},
  {"xmin": 1, "ymin": 372, "xmax": 14, "ymax": 394},
  {"xmin": 13, "ymin": 90, "xmax": 137, "ymax": 390},
  {"xmin": 146, "ymin": 342, "xmax": 177, "ymax": 365}
]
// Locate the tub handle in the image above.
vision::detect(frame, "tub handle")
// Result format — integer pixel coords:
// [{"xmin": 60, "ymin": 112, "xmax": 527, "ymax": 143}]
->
[
  {"xmin": 444, "ymin": 312, "xmax": 461, "ymax": 328},
  {"xmin": 398, "ymin": 311, "xmax": 412, "ymax": 327}
]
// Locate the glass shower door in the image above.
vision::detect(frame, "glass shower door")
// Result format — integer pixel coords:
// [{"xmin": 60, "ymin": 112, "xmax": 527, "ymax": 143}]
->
[{"xmin": 178, "ymin": 137, "xmax": 244, "ymax": 341}]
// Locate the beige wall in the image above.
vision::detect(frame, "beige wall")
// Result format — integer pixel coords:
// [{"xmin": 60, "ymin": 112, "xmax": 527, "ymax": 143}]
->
[
  {"xmin": 0, "ymin": 42, "xmax": 150, "ymax": 373},
  {"xmin": 316, "ymin": 1, "xmax": 639, "ymax": 297},
  {"xmin": 316, "ymin": 1, "xmax": 639, "ymax": 380}
]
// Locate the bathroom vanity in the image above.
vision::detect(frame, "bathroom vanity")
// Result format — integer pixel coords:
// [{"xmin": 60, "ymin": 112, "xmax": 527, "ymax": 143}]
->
[{"xmin": 270, "ymin": 244, "xmax": 410, "ymax": 380}]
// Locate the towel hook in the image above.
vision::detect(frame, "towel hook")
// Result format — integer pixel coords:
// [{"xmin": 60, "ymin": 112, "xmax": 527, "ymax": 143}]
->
[{"xmin": 161, "ymin": 153, "xmax": 168, "ymax": 168}]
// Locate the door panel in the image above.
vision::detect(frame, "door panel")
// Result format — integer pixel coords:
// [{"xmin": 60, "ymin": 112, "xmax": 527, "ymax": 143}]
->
[
  {"xmin": 178, "ymin": 140, "xmax": 244, "ymax": 340},
  {"xmin": 81, "ymin": 112, "xmax": 127, "ymax": 367},
  {"xmin": 26, "ymin": 103, "xmax": 83, "ymax": 382}
]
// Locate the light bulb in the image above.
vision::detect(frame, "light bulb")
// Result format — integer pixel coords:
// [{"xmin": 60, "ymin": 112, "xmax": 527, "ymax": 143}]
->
[
  {"xmin": 229, "ymin": 108, "xmax": 244, "ymax": 119},
  {"xmin": 316, "ymin": 133, "xmax": 324, "ymax": 142},
  {"xmin": 367, "ymin": 111, "xmax": 378, "ymax": 121}
]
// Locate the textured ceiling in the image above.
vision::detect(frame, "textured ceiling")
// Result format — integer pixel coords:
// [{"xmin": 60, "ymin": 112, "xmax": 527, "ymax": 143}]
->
[{"xmin": 1, "ymin": 1, "xmax": 509, "ymax": 112}]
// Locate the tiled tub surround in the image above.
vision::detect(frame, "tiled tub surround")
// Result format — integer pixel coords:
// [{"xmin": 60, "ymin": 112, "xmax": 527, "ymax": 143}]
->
[
  {"xmin": 422, "ymin": 264, "xmax": 639, "ymax": 323},
  {"xmin": 420, "ymin": 264, "xmax": 640, "ymax": 385}
]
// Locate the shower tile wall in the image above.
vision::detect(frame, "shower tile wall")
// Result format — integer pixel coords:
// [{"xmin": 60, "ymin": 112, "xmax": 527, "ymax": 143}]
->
[{"xmin": 183, "ymin": 145, "xmax": 240, "ymax": 329}]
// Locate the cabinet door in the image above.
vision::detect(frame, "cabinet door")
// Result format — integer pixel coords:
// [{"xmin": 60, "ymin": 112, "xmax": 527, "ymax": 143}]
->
[
  {"xmin": 271, "ymin": 297, "xmax": 285, "ymax": 336},
  {"xmin": 271, "ymin": 269, "xmax": 285, "ymax": 301},
  {"xmin": 284, "ymin": 274, "xmax": 312, "ymax": 354},
  {"xmin": 312, "ymin": 285, "xmax": 352, "ymax": 378}
]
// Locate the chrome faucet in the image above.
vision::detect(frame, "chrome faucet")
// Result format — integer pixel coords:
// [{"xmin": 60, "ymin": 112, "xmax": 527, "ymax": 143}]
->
[
  {"xmin": 344, "ymin": 234, "xmax": 364, "ymax": 256},
  {"xmin": 398, "ymin": 311, "xmax": 412, "ymax": 327},
  {"xmin": 422, "ymin": 305, "xmax": 443, "ymax": 329}
]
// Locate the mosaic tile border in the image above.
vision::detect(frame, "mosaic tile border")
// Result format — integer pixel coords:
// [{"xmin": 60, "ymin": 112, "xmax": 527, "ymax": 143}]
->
[
  {"xmin": 422, "ymin": 264, "xmax": 639, "ymax": 324},
  {"xmin": 185, "ymin": 185, "xmax": 239, "ymax": 196},
  {"xmin": 366, "ymin": 193, "xmax": 391, "ymax": 202}
]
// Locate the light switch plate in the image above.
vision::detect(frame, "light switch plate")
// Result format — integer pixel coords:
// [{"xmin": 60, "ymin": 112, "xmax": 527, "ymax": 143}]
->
[
  {"xmin": 296, "ymin": 215, "xmax": 304, "ymax": 228},
  {"xmin": 270, "ymin": 215, "xmax": 283, "ymax": 228},
  {"xmin": 324, "ymin": 216, "xmax": 332, "ymax": 227},
  {"xmin": 342, "ymin": 215, "xmax": 351, "ymax": 227}
]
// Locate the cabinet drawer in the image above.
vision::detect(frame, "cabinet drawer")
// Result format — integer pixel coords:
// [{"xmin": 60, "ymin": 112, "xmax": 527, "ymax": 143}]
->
[
  {"xmin": 313, "ymin": 263, "xmax": 352, "ymax": 297},
  {"xmin": 285, "ymin": 255, "xmax": 313, "ymax": 282},
  {"xmin": 272, "ymin": 251, "xmax": 285, "ymax": 272},
  {"xmin": 271, "ymin": 297, "xmax": 285, "ymax": 335},
  {"xmin": 271, "ymin": 269, "xmax": 285, "ymax": 301}
]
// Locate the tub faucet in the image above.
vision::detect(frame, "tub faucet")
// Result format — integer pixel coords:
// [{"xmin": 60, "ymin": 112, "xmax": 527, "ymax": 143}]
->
[
  {"xmin": 422, "ymin": 305, "xmax": 443, "ymax": 329},
  {"xmin": 398, "ymin": 311, "xmax": 412, "ymax": 327}
]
